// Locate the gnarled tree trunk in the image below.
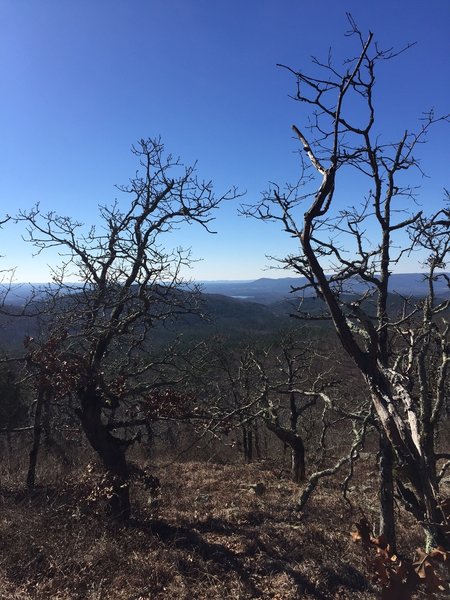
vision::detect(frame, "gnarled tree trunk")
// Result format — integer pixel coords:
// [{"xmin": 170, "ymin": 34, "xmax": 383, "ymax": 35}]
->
[
  {"xmin": 266, "ymin": 419, "xmax": 306, "ymax": 483},
  {"xmin": 378, "ymin": 431, "xmax": 396, "ymax": 552},
  {"xmin": 77, "ymin": 389, "xmax": 131, "ymax": 521}
]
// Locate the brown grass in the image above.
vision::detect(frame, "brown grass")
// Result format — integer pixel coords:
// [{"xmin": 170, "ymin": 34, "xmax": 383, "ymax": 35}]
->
[{"xmin": 0, "ymin": 456, "xmax": 427, "ymax": 599}]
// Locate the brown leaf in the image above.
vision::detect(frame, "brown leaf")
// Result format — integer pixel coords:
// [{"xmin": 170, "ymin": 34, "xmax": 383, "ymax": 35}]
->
[
  {"xmin": 413, "ymin": 548, "xmax": 429, "ymax": 579},
  {"xmin": 354, "ymin": 517, "xmax": 371, "ymax": 546},
  {"xmin": 429, "ymin": 546, "xmax": 449, "ymax": 563},
  {"xmin": 370, "ymin": 555, "xmax": 390, "ymax": 586},
  {"xmin": 350, "ymin": 530, "xmax": 361, "ymax": 543},
  {"xmin": 372, "ymin": 533, "xmax": 388, "ymax": 550}
]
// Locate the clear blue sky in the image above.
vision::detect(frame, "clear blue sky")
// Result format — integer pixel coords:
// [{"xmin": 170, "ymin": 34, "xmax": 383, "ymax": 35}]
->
[{"xmin": 1, "ymin": 0, "xmax": 449, "ymax": 282}]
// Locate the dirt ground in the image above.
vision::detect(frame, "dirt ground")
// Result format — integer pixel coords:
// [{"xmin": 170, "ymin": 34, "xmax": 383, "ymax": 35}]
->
[{"xmin": 0, "ymin": 457, "xmax": 435, "ymax": 599}]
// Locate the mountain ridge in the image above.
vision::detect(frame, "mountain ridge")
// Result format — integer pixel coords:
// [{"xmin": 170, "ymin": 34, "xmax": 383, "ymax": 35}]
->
[
  {"xmin": 2, "ymin": 273, "xmax": 449, "ymax": 308},
  {"xmin": 201, "ymin": 273, "xmax": 450, "ymax": 304}
]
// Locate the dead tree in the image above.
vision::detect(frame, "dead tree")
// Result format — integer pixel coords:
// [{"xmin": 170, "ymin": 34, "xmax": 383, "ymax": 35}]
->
[
  {"xmin": 244, "ymin": 18, "xmax": 450, "ymax": 550},
  {"xmin": 19, "ymin": 138, "xmax": 236, "ymax": 520}
]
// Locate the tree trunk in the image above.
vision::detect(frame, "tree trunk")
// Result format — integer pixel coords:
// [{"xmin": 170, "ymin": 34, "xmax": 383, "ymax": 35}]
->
[
  {"xmin": 370, "ymin": 382, "xmax": 449, "ymax": 550},
  {"xmin": 378, "ymin": 431, "xmax": 396, "ymax": 552},
  {"xmin": 291, "ymin": 440, "xmax": 306, "ymax": 484},
  {"xmin": 254, "ymin": 422, "xmax": 262, "ymax": 460},
  {"xmin": 289, "ymin": 393, "xmax": 304, "ymax": 482},
  {"xmin": 243, "ymin": 427, "xmax": 253, "ymax": 463},
  {"xmin": 27, "ymin": 387, "xmax": 45, "ymax": 490},
  {"xmin": 78, "ymin": 390, "xmax": 131, "ymax": 521},
  {"xmin": 6, "ymin": 430, "xmax": 13, "ymax": 473},
  {"xmin": 265, "ymin": 419, "xmax": 306, "ymax": 482}
]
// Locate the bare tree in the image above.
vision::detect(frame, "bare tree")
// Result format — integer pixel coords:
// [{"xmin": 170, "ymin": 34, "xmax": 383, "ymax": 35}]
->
[
  {"xmin": 261, "ymin": 332, "xmax": 326, "ymax": 483},
  {"xmin": 193, "ymin": 333, "xmax": 361, "ymax": 486},
  {"xmin": 195, "ymin": 340, "xmax": 268, "ymax": 464},
  {"xmin": 19, "ymin": 138, "xmax": 237, "ymax": 520},
  {"xmin": 244, "ymin": 18, "xmax": 450, "ymax": 550}
]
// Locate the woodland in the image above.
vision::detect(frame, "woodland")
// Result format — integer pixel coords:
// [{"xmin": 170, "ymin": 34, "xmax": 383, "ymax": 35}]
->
[{"xmin": 0, "ymin": 19, "xmax": 449, "ymax": 600}]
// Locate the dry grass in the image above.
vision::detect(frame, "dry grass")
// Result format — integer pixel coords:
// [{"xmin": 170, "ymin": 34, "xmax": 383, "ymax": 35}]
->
[{"xmin": 0, "ymin": 456, "xmax": 427, "ymax": 599}]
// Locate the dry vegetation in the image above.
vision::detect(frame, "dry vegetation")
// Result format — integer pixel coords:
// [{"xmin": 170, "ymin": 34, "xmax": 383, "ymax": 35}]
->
[{"xmin": 0, "ymin": 450, "xmax": 431, "ymax": 599}]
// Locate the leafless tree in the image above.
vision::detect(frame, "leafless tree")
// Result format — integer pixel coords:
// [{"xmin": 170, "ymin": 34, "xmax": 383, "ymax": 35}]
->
[
  {"xmin": 244, "ymin": 18, "xmax": 450, "ymax": 550},
  {"xmin": 259, "ymin": 332, "xmax": 332, "ymax": 483},
  {"xmin": 192, "ymin": 340, "xmax": 267, "ymax": 463},
  {"xmin": 194, "ymin": 333, "xmax": 363, "ymax": 486},
  {"xmin": 19, "ymin": 138, "xmax": 237, "ymax": 520},
  {"xmin": 263, "ymin": 334, "xmax": 372, "ymax": 491},
  {"xmin": 264, "ymin": 333, "xmax": 315, "ymax": 482}
]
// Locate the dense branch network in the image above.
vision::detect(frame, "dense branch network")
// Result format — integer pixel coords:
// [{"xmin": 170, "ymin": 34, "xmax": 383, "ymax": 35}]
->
[{"xmin": 243, "ymin": 17, "xmax": 450, "ymax": 550}]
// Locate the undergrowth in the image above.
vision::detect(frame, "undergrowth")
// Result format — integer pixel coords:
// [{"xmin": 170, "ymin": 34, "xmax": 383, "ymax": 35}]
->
[{"xmin": 0, "ymin": 456, "xmax": 440, "ymax": 599}]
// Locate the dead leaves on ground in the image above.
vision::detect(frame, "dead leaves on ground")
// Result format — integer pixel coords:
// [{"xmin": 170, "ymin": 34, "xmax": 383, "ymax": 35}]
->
[{"xmin": 351, "ymin": 517, "xmax": 449, "ymax": 599}]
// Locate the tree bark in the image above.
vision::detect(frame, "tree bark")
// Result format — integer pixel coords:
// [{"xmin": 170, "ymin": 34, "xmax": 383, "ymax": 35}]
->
[
  {"xmin": 369, "ymin": 381, "xmax": 449, "ymax": 549},
  {"xmin": 378, "ymin": 431, "xmax": 396, "ymax": 552},
  {"xmin": 26, "ymin": 387, "xmax": 45, "ymax": 490},
  {"xmin": 254, "ymin": 423, "xmax": 262, "ymax": 460},
  {"xmin": 291, "ymin": 442, "xmax": 306, "ymax": 484},
  {"xmin": 242, "ymin": 426, "xmax": 253, "ymax": 463},
  {"xmin": 265, "ymin": 419, "xmax": 306, "ymax": 482},
  {"xmin": 78, "ymin": 390, "xmax": 131, "ymax": 521}
]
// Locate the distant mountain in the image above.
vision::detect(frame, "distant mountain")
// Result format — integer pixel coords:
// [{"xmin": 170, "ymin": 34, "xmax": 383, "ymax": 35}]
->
[
  {"xmin": 1, "ymin": 274, "xmax": 448, "ymax": 352},
  {"xmin": 381, "ymin": 273, "xmax": 449, "ymax": 297},
  {"xmin": 201, "ymin": 274, "xmax": 450, "ymax": 304},
  {"xmin": 5, "ymin": 274, "xmax": 448, "ymax": 309},
  {"xmin": 200, "ymin": 277, "xmax": 309, "ymax": 304},
  {"xmin": 0, "ymin": 283, "xmax": 82, "ymax": 306}
]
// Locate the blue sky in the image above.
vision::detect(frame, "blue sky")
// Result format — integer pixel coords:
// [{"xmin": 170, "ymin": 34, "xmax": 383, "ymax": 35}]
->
[{"xmin": 1, "ymin": 0, "xmax": 449, "ymax": 282}]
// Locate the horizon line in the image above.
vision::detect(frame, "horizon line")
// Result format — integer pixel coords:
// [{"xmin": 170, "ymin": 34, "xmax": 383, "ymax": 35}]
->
[{"xmin": 3, "ymin": 271, "xmax": 448, "ymax": 286}]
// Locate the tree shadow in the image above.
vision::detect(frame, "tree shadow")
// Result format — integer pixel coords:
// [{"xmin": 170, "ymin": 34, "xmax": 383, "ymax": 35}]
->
[{"xmin": 129, "ymin": 516, "xmax": 344, "ymax": 599}]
